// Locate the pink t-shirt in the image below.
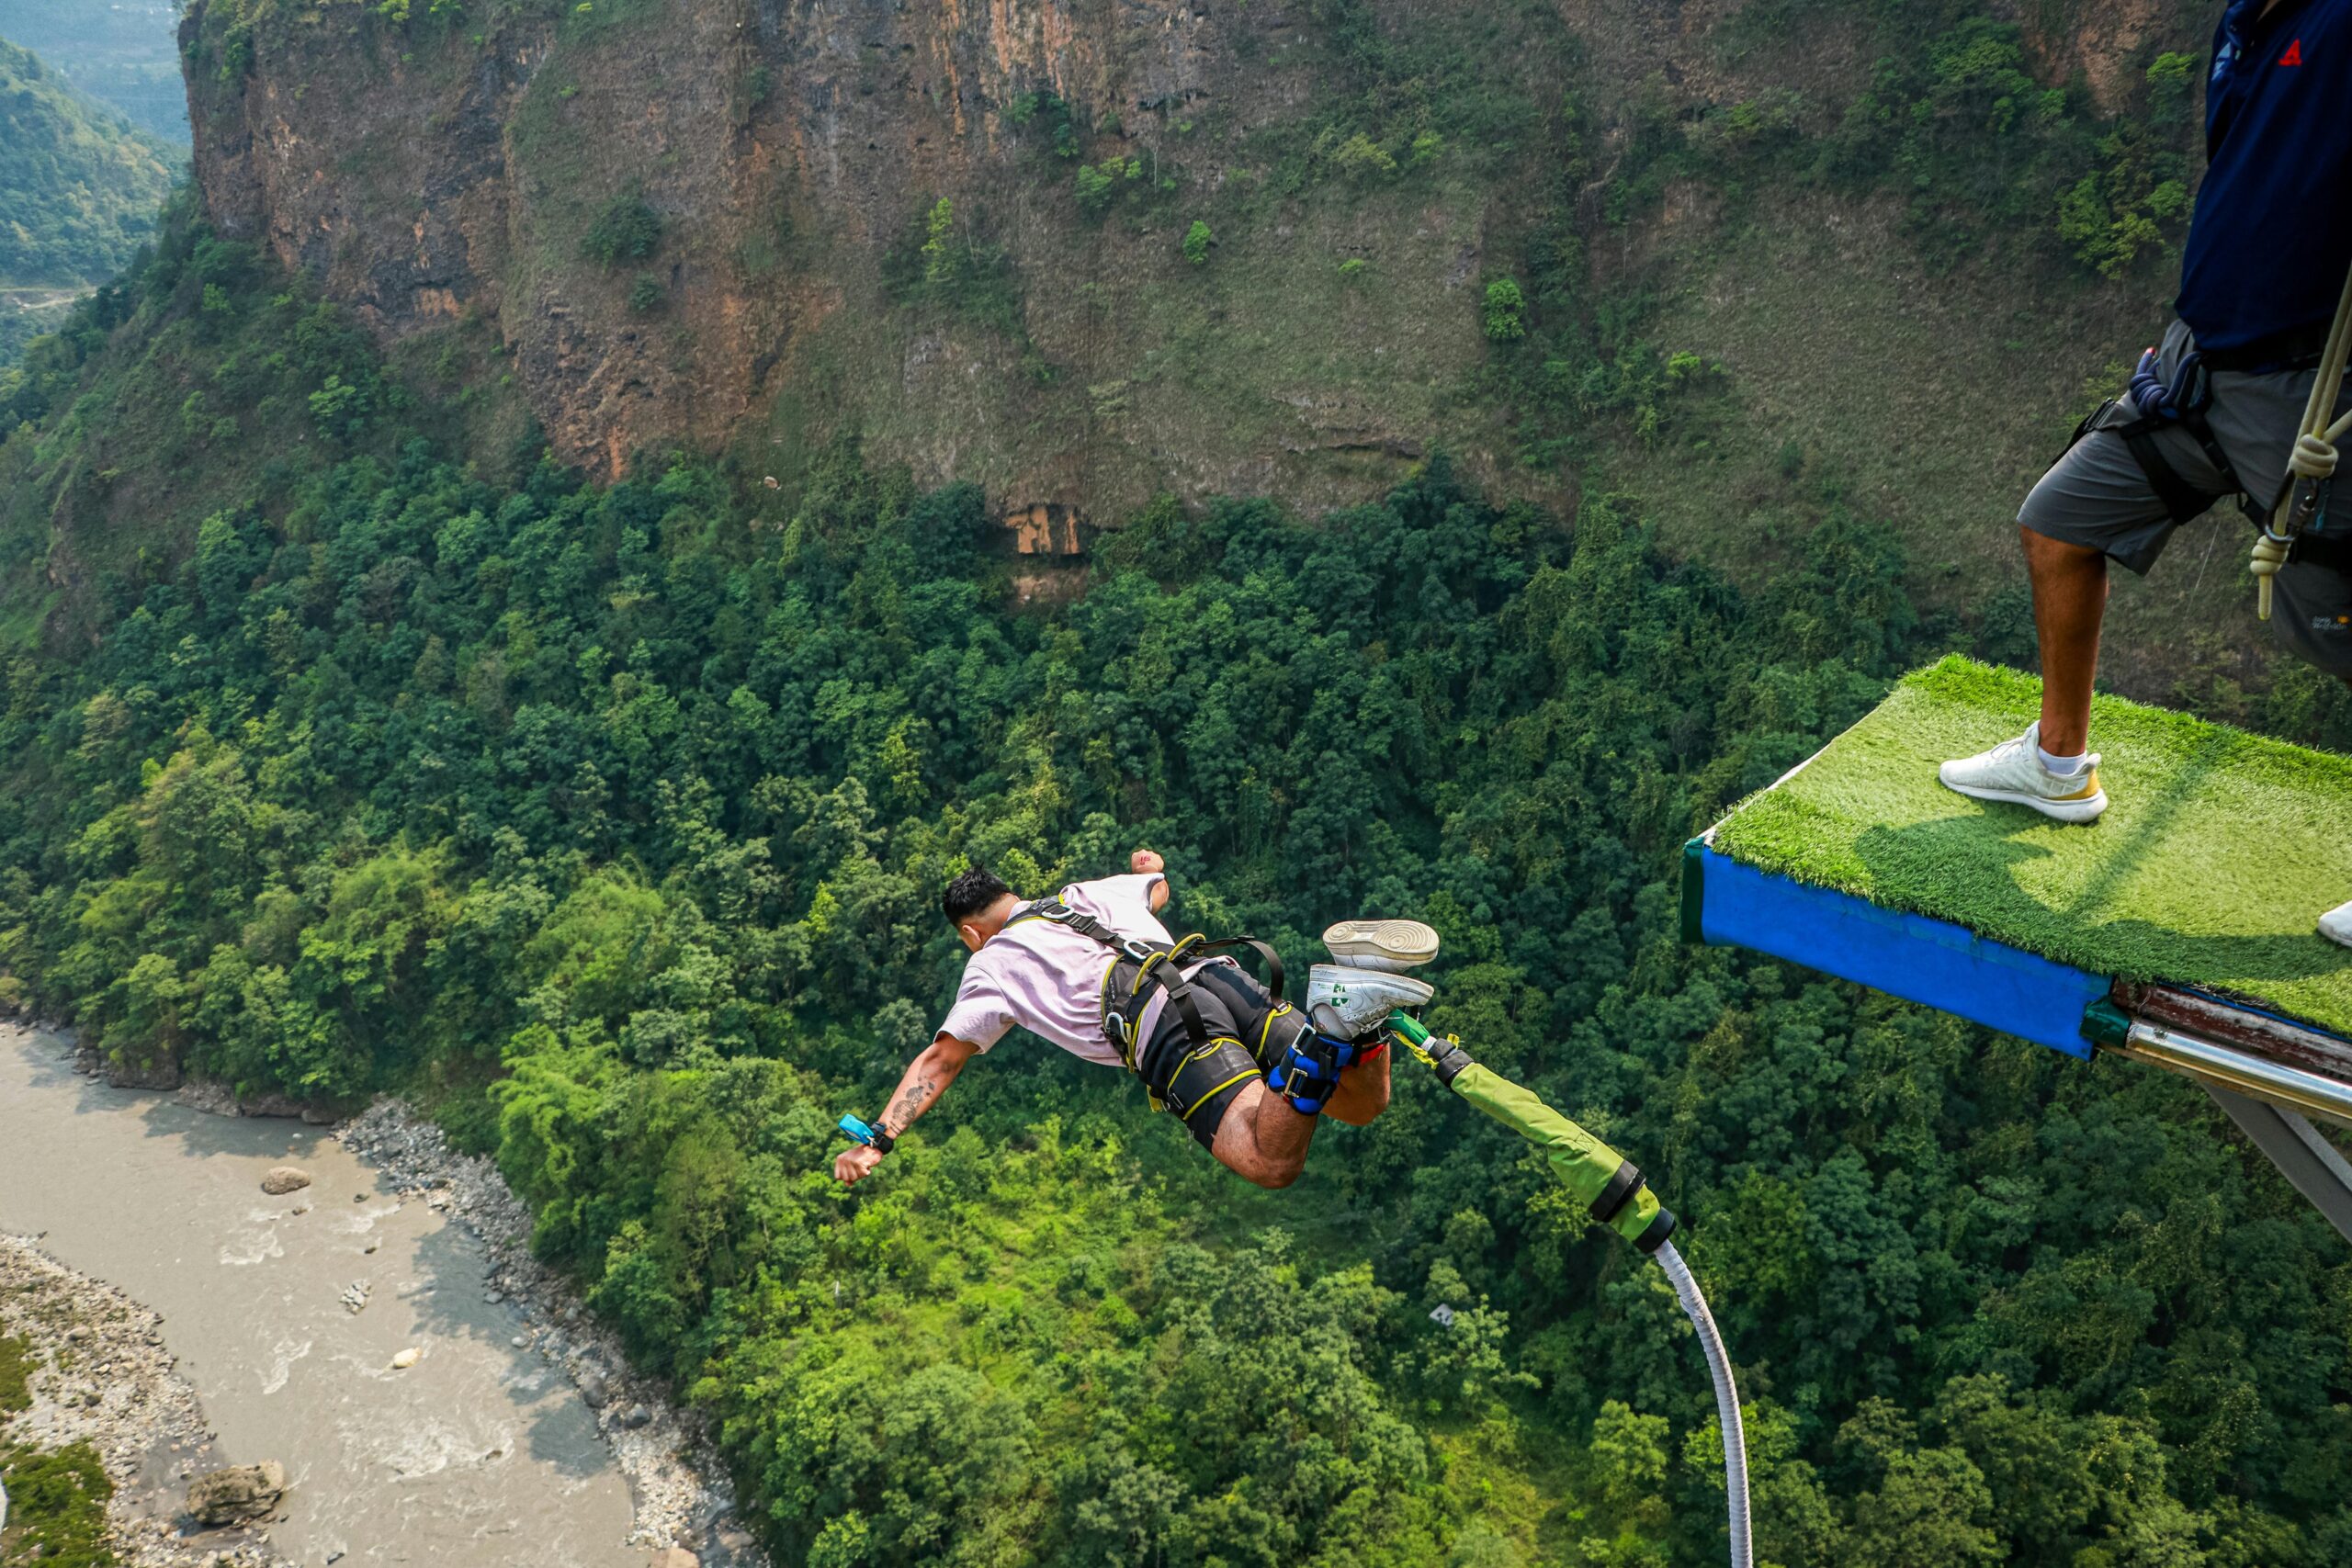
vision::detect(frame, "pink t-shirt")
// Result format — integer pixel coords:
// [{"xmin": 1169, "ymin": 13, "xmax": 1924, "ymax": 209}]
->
[{"xmin": 939, "ymin": 874, "xmax": 1172, "ymax": 1066}]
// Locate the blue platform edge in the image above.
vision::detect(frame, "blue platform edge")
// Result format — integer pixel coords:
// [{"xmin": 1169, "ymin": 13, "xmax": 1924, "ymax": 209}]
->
[{"xmin": 1681, "ymin": 839, "xmax": 2108, "ymax": 1059}]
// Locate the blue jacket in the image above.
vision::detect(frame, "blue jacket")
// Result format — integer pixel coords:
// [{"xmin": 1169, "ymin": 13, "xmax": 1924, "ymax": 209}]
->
[{"xmin": 2176, "ymin": 0, "xmax": 2352, "ymax": 367}]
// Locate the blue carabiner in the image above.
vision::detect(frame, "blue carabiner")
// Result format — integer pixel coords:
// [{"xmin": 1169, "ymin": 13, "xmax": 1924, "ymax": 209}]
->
[{"xmin": 839, "ymin": 1112, "xmax": 883, "ymax": 1147}]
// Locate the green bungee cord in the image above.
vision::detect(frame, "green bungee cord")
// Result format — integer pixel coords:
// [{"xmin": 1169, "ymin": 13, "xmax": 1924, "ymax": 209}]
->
[{"xmin": 1387, "ymin": 1011, "xmax": 1753, "ymax": 1568}]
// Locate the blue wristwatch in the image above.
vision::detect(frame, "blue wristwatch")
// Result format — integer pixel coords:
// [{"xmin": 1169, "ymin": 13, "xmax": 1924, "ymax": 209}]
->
[{"xmin": 840, "ymin": 1113, "xmax": 896, "ymax": 1154}]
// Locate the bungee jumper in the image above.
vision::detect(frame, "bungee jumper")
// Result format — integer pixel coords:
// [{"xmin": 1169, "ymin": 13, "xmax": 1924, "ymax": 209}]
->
[
  {"xmin": 833, "ymin": 851, "xmax": 1438, "ymax": 1190},
  {"xmin": 830, "ymin": 856, "xmax": 1761, "ymax": 1565},
  {"xmin": 1939, "ymin": 0, "xmax": 2352, "ymax": 942}
]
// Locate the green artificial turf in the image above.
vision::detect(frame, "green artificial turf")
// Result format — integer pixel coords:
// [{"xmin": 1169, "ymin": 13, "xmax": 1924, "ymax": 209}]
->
[{"xmin": 1712, "ymin": 655, "xmax": 2352, "ymax": 1037}]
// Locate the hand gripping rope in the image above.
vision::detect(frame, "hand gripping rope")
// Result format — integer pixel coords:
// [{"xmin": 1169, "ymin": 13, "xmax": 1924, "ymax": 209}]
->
[
  {"xmin": 2252, "ymin": 259, "xmax": 2352, "ymax": 621},
  {"xmin": 1388, "ymin": 1011, "xmax": 1753, "ymax": 1568}
]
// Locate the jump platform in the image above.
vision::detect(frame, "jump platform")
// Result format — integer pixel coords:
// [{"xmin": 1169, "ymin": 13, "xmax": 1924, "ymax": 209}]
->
[{"xmin": 1683, "ymin": 658, "xmax": 2352, "ymax": 1235}]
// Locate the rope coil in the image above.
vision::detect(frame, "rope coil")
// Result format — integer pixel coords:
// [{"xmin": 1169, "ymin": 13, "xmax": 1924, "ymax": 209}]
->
[{"xmin": 2254, "ymin": 263, "xmax": 2352, "ymax": 620}]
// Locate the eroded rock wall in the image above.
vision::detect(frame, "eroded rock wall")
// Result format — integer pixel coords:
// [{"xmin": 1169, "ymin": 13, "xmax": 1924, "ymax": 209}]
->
[{"xmin": 179, "ymin": 0, "xmax": 2201, "ymax": 516}]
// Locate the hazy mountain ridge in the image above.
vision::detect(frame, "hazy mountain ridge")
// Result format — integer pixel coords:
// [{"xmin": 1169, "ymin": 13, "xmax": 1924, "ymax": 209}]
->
[
  {"xmin": 0, "ymin": 0, "xmax": 191, "ymax": 143},
  {"xmin": 0, "ymin": 35, "xmax": 179, "ymax": 368}
]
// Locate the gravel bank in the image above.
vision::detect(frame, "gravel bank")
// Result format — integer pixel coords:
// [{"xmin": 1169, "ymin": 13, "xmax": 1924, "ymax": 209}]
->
[
  {"xmin": 334, "ymin": 1102, "xmax": 759, "ymax": 1567},
  {"xmin": 0, "ymin": 1233, "xmax": 288, "ymax": 1568}
]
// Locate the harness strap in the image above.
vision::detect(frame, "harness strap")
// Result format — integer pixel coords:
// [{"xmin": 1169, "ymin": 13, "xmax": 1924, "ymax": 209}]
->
[
  {"xmin": 1012, "ymin": 900, "xmax": 1255, "ymax": 1070},
  {"xmin": 1201, "ymin": 936, "xmax": 1284, "ymax": 1007},
  {"xmin": 2060, "ymin": 398, "xmax": 2251, "ymax": 528},
  {"xmin": 2120, "ymin": 419, "xmax": 2226, "ymax": 525}
]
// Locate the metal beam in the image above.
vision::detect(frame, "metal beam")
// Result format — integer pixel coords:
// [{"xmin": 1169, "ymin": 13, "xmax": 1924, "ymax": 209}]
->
[
  {"xmin": 2111, "ymin": 1021, "xmax": 2352, "ymax": 1128},
  {"xmin": 2204, "ymin": 1083, "xmax": 2352, "ymax": 1247}
]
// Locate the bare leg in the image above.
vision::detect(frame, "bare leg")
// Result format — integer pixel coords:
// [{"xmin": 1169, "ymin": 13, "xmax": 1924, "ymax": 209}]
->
[
  {"xmin": 1208, "ymin": 1080, "xmax": 1317, "ymax": 1189},
  {"xmin": 1322, "ymin": 1046, "xmax": 1391, "ymax": 1127},
  {"xmin": 2023, "ymin": 525, "xmax": 2110, "ymax": 756}
]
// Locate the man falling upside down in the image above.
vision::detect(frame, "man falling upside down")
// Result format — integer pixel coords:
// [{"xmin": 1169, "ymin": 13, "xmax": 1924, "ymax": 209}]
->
[{"xmin": 832, "ymin": 851, "xmax": 1437, "ymax": 1190}]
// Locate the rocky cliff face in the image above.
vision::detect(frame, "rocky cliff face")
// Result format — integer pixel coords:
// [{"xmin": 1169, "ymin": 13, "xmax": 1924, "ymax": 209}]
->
[
  {"xmin": 185, "ymin": 0, "xmax": 1397, "ymax": 519},
  {"xmin": 178, "ymin": 0, "xmax": 2199, "ymax": 525}
]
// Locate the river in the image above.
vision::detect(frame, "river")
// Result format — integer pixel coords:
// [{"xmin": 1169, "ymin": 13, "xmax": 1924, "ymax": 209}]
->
[{"xmin": 0, "ymin": 1024, "xmax": 646, "ymax": 1567}]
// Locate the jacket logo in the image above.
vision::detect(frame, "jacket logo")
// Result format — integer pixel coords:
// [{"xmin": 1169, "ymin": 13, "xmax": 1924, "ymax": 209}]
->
[{"xmin": 2279, "ymin": 38, "xmax": 2305, "ymax": 65}]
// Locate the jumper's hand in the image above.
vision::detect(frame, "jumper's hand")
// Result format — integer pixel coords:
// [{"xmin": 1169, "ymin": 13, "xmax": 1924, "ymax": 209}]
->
[
  {"xmin": 833, "ymin": 1145, "xmax": 886, "ymax": 1185},
  {"xmin": 1130, "ymin": 849, "xmax": 1166, "ymax": 875}
]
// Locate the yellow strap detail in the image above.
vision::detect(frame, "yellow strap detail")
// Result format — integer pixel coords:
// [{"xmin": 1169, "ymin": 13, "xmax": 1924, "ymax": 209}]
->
[{"xmin": 1177, "ymin": 1068, "xmax": 1260, "ymax": 1120}]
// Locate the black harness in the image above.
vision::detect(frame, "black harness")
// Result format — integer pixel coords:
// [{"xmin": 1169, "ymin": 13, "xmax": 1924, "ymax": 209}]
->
[
  {"xmin": 2064, "ymin": 333, "xmax": 2346, "ymax": 551},
  {"xmin": 2065, "ymin": 347, "xmax": 2256, "ymax": 527},
  {"xmin": 1007, "ymin": 899, "xmax": 1286, "ymax": 1079}
]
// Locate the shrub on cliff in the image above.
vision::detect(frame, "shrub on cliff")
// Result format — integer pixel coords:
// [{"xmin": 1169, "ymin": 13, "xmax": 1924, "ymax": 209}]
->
[{"xmin": 581, "ymin": 192, "xmax": 662, "ymax": 270}]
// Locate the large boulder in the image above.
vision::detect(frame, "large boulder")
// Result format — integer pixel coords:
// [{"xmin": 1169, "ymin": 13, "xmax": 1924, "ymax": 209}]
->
[
  {"xmin": 259, "ymin": 1167, "xmax": 311, "ymax": 1195},
  {"xmin": 105, "ymin": 1049, "xmax": 183, "ymax": 1090},
  {"xmin": 649, "ymin": 1550, "xmax": 699, "ymax": 1568},
  {"xmin": 187, "ymin": 1461, "xmax": 287, "ymax": 1526}
]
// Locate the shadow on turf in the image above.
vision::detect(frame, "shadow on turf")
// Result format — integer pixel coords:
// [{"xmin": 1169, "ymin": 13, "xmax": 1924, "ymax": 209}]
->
[{"xmin": 1852, "ymin": 808, "xmax": 2352, "ymax": 988}]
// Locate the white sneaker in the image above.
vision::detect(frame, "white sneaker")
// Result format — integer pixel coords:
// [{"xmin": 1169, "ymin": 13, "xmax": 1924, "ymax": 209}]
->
[
  {"xmin": 1938, "ymin": 723, "xmax": 2108, "ymax": 824},
  {"xmin": 2319, "ymin": 899, "xmax": 2352, "ymax": 948},
  {"xmin": 1321, "ymin": 918, "xmax": 1441, "ymax": 973},
  {"xmin": 1305, "ymin": 964, "xmax": 1434, "ymax": 1038}
]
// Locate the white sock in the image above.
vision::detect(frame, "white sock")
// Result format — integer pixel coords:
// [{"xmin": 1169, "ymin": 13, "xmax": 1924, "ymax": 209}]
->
[{"xmin": 2037, "ymin": 744, "xmax": 2088, "ymax": 777}]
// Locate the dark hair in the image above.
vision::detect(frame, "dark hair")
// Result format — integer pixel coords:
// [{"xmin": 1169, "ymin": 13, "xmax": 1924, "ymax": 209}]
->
[{"xmin": 942, "ymin": 863, "xmax": 1012, "ymax": 924}]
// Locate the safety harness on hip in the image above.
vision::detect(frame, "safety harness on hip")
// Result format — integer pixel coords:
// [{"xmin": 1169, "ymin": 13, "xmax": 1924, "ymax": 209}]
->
[
  {"xmin": 1007, "ymin": 899, "xmax": 1286, "ymax": 1105},
  {"xmin": 2062, "ymin": 345, "xmax": 2254, "ymax": 527}
]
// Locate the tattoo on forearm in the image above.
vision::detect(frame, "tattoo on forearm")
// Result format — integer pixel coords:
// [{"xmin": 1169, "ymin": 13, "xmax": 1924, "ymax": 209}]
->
[{"xmin": 888, "ymin": 1075, "xmax": 940, "ymax": 1129}]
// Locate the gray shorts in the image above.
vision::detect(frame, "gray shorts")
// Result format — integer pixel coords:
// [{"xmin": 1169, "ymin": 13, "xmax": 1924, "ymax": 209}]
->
[{"xmin": 2018, "ymin": 318, "xmax": 2352, "ymax": 678}]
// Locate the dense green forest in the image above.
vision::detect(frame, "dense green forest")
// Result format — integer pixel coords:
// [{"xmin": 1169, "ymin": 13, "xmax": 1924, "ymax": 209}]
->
[
  {"xmin": 0, "ymin": 193, "xmax": 2348, "ymax": 1565},
  {"xmin": 0, "ymin": 1, "xmax": 2348, "ymax": 1564}
]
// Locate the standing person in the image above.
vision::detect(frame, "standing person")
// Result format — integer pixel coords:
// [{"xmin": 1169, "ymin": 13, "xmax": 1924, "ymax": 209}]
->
[
  {"xmin": 831, "ymin": 851, "xmax": 1440, "ymax": 1189},
  {"xmin": 1939, "ymin": 0, "xmax": 2352, "ymax": 941}
]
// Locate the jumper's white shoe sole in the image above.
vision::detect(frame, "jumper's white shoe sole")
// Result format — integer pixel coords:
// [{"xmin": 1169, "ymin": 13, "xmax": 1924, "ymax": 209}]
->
[
  {"xmin": 1937, "ymin": 770, "xmax": 2109, "ymax": 824},
  {"xmin": 2319, "ymin": 899, "xmax": 2352, "ymax": 949},
  {"xmin": 1321, "ymin": 918, "xmax": 1441, "ymax": 972}
]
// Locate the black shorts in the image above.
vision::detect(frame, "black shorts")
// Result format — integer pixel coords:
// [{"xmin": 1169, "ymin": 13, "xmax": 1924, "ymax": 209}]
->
[{"xmin": 1129, "ymin": 961, "xmax": 1311, "ymax": 1148}]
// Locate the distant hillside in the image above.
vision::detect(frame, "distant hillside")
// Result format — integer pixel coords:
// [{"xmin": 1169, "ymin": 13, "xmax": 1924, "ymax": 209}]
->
[
  {"xmin": 0, "ymin": 38, "xmax": 176, "ymax": 288},
  {"xmin": 0, "ymin": 36, "xmax": 176, "ymax": 365},
  {"xmin": 0, "ymin": 0, "xmax": 188, "ymax": 143}
]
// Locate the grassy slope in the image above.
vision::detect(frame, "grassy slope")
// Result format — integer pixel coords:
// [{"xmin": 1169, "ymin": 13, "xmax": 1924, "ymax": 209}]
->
[
  {"xmin": 1713, "ymin": 656, "xmax": 2352, "ymax": 1033},
  {"xmin": 1614, "ymin": 191, "xmax": 2273, "ymax": 711}
]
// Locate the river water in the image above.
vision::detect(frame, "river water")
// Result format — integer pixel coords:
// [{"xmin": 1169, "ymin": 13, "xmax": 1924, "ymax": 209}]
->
[{"xmin": 0, "ymin": 1025, "xmax": 643, "ymax": 1568}]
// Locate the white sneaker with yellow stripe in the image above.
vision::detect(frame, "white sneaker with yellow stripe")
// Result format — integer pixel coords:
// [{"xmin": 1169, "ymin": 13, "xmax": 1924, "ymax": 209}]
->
[{"xmin": 1938, "ymin": 722, "xmax": 2108, "ymax": 824}]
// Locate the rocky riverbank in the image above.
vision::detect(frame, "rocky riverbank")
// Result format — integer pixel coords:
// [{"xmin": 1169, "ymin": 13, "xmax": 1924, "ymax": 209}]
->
[
  {"xmin": 0, "ymin": 1234, "xmax": 289, "ymax": 1568},
  {"xmin": 334, "ymin": 1103, "xmax": 758, "ymax": 1568}
]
